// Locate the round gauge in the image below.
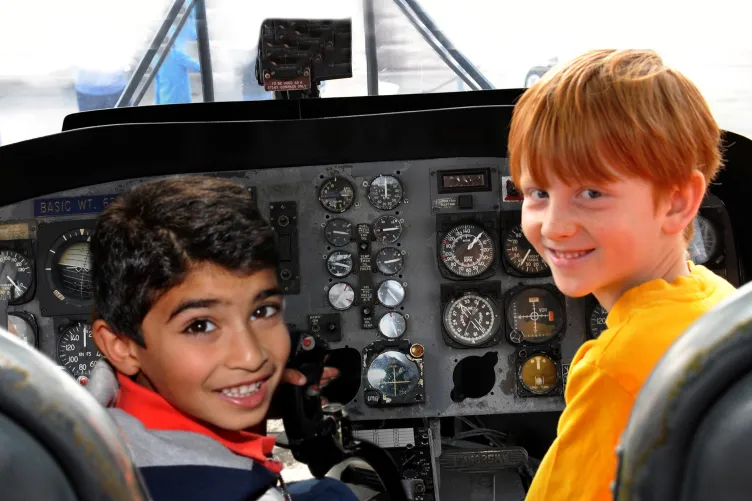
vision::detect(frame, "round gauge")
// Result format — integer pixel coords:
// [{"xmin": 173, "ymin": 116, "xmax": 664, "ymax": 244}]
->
[
  {"xmin": 588, "ymin": 303, "xmax": 608, "ymax": 340},
  {"xmin": 0, "ymin": 249, "xmax": 33, "ymax": 303},
  {"xmin": 378, "ymin": 311, "xmax": 407, "ymax": 339},
  {"xmin": 367, "ymin": 175, "xmax": 403, "ymax": 211},
  {"xmin": 373, "ymin": 215, "xmax": 403, "ymax": 244},
  {"xmin": 506, "ymin": 287, "xmax": 564, "ymax": 344},
  {"xmin": 57, "ymin": 323, "xmax": 101, "ymax": 378},
  {"xmin": 324, "ymin": 218, "xmax": 353, "ymax": 247},
  {"xmin": 326, "ymin": 250, "xmax": 353, "ymax": 278},
  {"xmin": 318, "ymin": 177, "xmax": 356, "ymax": 213},
  {"xmin": 503, "ymin": 226, "xmax": 549, "ymax": 275},
  {"xmin": 45, "ymin": 228, "xmax": 94, "ymax": 303},
  {"xmin": 366, "ymin": 350, "xmax": 420, "ymax": 397},
  {"xmin": 377, "ymin": 279, "xmax": 405, "ymax": 307},
  {"xmin": 442, "ymin": 294, "xmax": 500, "ymax": 346},
  {"xmin": 375, "ymin": 247, "xmax": 404, "ymax": 275},
  {"xmin": 439, "ymin": 224, "xmax": 495, "ymax": 278},
  {"xmin": 519, "ymin": 354, "xmax": 558, "ymax": 395},
  {"xmin": 7, "ymin": 312, "xmax": 37, "ymax": 347},
  {"xmin": 328, "ymin": 282, "xmax": 355, "ymax": 310},
  {"xmin": 687, "ymin": 215, "xmax": 719, "ymax": 265}
]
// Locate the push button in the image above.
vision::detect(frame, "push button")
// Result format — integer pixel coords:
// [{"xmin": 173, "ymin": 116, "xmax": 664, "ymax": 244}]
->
[
  {"xmin": 364, "ymin": 389, "xmax": 381, "ymax": 406},
  {"xmin": 458, "ymin": 194, "xmax": 473, "ymax": 210}
]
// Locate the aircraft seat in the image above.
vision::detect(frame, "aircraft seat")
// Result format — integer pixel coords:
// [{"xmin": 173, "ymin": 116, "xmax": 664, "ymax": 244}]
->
[
  {"xmin": 0, "ymin": 327, "xmax": 149, "ymax": 501},
  {"xmin": 614, "ymin": 280, "xmax": 752, "ymax": 501}
]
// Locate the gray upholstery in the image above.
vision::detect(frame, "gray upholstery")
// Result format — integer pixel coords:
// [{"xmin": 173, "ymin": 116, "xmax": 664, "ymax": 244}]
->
[
  {"xmin": 0, "ymin": 327, "xmax": 149, "ymax": 501},
  {"xmin": 614, "ymin": 280, "xmax": 752, "ymax": 501}
]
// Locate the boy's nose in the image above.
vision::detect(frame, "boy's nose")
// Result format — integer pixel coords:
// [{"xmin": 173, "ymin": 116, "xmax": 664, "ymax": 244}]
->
[
  {"xmin": 224, "ymin": 327, "xmax": 268, "ymax": 372},
  {"xmin": 541, "ymin": 207, "xmax": 578, "ymax": 240}
]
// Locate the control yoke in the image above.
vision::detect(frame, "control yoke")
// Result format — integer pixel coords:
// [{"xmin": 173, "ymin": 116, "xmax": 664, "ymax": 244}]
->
[{"xmin": 279, "ymin": 331, "xmax": 409, "ymax": 501}]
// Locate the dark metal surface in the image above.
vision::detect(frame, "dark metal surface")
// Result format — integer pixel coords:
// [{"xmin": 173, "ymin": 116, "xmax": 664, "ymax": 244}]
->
[
  {"xmin": 615, "ymin": 281, "xmax": 752, "ymax": 501},
  {"xmin": 0, "ymin": 328, "xmax": 150, "ymax": 501}
]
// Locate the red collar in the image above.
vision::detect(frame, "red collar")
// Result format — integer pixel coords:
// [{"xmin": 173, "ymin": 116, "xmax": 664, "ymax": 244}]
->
[{"xmin": 115, "ymin": 373, "xmax": 282, "ymax": 473}]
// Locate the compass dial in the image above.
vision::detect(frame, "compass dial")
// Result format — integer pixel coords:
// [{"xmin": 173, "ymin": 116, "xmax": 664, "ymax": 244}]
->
[
  {"xmin": 57, "ymin": 323, "xmax": 101, "ymax": 378},
  {"xmin": 506, "ymin": 287, "xmax": 564, "ymax": 344},
  {"xmin": 519, "ymin": 354, "xmax": 558, "ymax": 395},
  {"xmin": 442, "ymin": 294, "xmax": 500, "ymax": 346},
  {"xmin": 687, "ymin": 215, "xmax": 719, "ymax": 265},
  {"xmin": 439, "ymin": 224, "xmax": 495, "ymax": 278},
  {"xmin": 0, "ymin": 250, "xmax": 33, "ymax": 303},
  {"xmin": 588, "ymin": 303, "xmax": 608, "ymax": 340}
]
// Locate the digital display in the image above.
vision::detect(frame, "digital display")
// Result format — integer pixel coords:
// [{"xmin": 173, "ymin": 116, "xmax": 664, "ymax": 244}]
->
[
  {"xmin": 442, "ymin": 173, "xmax": 486, "ymax": 188},
  {"xmin": 438, "ymin": 168, "xmax": 492, "ymax": 193}
]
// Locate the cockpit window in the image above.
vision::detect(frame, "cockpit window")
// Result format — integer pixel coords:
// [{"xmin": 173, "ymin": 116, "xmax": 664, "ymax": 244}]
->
[{"xmin": 0, "ymin": 0, "xmax": 749, "ymax": 145}]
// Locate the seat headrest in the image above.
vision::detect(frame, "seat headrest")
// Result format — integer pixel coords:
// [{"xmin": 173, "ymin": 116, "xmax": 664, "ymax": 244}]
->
[
  {"xmin": 614, "ymin": 281, "xmax": 752, "ymax": 501},
  {"xmin": 0, "ymin": 327, "xmax": 149, "ymax": 501}
]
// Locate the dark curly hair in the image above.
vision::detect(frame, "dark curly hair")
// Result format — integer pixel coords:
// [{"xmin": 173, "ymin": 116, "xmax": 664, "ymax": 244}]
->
[{"xmin": 91, "ymin": 176, "xmax": 278, "ymax": 346}]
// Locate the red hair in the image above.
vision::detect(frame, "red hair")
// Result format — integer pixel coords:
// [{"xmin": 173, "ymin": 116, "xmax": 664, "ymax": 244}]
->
[{"xmin": 508, "ymin": 49, "xmax": 723, "ymax": 239}]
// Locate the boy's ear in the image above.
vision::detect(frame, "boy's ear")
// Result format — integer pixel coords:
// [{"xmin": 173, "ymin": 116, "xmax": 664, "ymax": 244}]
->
[
  {"xmin": 662, "ymin": 171, "xmax": 706, "ymax": 236},
  {"xmin": 92, "ymin": 319, "xmax": 141, "ymax": 376}
]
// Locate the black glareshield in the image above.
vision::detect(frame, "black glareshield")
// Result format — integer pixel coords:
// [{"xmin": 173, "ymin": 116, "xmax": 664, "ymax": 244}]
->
[{"xmin": 280, "ymin": 331, "xmax": 348, "ymax": 477}]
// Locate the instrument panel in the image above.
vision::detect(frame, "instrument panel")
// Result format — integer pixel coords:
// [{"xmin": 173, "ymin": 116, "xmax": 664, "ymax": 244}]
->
[{"xmin": 0, "ymin": 158, "xmax": 739, "ymax": 419}]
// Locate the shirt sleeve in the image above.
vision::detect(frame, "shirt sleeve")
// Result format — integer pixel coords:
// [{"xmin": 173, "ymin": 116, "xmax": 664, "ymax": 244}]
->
[{"xmin": 525, "ymin": 362, "xmax": 635, "ymax": 501}]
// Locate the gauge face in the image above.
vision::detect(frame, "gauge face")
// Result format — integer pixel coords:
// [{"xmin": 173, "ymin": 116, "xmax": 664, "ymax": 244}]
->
[
  {"xmin": 57, "ymin": 323, "xmax": 101, "ymax": 378},
  {"xmin": 373, "ymin": 215, "xmax": 403, "ymax": 244},
  {"xmin": 439, "ymin": 224, "xmax": 495, "ymax": 278},
  {"xmin": 326, "ymin": 250, "xmax": 353, "ymax": 278},
  {"xmin": 0, "ymin": 250, "xmax": 32, "ymax": 302},
  {"xmin": 324, "ymin": 218, "xmax": 353, "ymax": 247},
  {"xmin": 366, "ymin": 350, "xmax": 419, "ymax": 397},
  {"xmin": 687, "ymin": 216, "xmax": 719, "ymax": 265},
  {"xmin": 318, "ymin": 177, "xmax": 356, "ymax": 213},
  {"xmin": 503, "ymin": 226, "xmax": 549, "ymax": 275},
  {"xmin": 328, "ymin": 282, "xmax": 355, "ymax": 310},
  {"xmin": 519, "ymin": 354, "xmax": 558, "ymax": 395},
  {"xmin": 7, "ymin": 313, "xmax": 36, "ymax": 347},
  {"xmin": 377, "ymin": 279, "xmax": 405, "ymax": 307},
  {"xmin": 588, "ymin": 303, "xmax": 608, "ymax": 340},
  {"xmin": 375, "ymin": 247, "xmax": 404, "ymax": 275},
  {"xmin": 378, "ymin": 311, "xmax": 407, "ymax": 339},
  {"xmin": 506, "ymin": 287, "xmax": 564, "ymax": 343},
  {"xmin": 367, "ymin": 175, "xmax": 403, "ymax": 211},
  {"xmin": 442, "ymin": 294, "xmax": 500, "ymax": 346},
  {"xmin": 45, "ymin": 229, "xmax": 94, "ymax": 303}
]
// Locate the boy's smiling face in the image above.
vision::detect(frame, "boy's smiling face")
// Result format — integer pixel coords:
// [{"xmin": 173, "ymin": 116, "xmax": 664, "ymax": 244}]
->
[
  {"xmin": 98, "ymin": 263, "xmax": 290, "ymax": 431},
  {"xmin": 519, "ymin": 169, "xmax": 703, "ymax": 309}
]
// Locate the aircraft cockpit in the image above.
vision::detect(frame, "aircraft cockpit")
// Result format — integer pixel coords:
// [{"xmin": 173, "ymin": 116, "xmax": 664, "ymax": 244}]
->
[{"xmin": 1, "ymin": 2, "xmax": 751, "ymax": 500}]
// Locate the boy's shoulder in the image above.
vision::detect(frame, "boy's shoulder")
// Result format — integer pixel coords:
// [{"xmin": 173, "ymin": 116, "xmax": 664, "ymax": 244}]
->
[
  {"xmin": 578, "ymin": 265, "xmax": 736, "ymax": 395},
  {"xmin": 108, "ymin": 408, "xmax": 284, "ymax": 501}
]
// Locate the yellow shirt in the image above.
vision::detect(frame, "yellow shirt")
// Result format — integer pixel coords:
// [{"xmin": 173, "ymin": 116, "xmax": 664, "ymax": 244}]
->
[{"xmin": 525, "ymin": 262, "xmax": 736, "ymax": 501}]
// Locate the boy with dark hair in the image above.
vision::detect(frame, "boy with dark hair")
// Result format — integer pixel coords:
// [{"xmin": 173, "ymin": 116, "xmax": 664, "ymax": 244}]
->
[
  {"xmin": 507, "ymin": 49, "xmax": 736, "ymax": 500},
  {"xmin": 89, "ymin": 176, "xmax": 357, "ymax": 501}
]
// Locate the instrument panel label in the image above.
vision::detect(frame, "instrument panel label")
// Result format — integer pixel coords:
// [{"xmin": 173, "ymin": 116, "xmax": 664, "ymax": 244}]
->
[{"xmin": 34, "ymin": 194, "xmax": 118, "ymax": 217}]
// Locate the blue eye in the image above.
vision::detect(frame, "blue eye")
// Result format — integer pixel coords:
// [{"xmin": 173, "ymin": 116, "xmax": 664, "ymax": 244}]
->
[
  {"xmin": 251, "ymin": 304, "xmax": 281, "ymax": 321},
  {"xmin": 581, "ymin": 189, "xmax": 602, "ymax": 199},
  {"xmin": 185, "ymin": 319, "xmax": 217, "ymax": 334},
  {"xmin": 529, "ymin": 189, "xmax": 548, "ymax": 199}
]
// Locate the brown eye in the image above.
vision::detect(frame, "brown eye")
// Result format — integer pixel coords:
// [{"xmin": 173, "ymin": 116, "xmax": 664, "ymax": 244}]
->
[
  {"xmin": 185, "ymin": 319, "xmax": 216, "ymax": 334},
  {"xmin": 251, "ymin": 305, "xmax": 281, "ymax": 321}
]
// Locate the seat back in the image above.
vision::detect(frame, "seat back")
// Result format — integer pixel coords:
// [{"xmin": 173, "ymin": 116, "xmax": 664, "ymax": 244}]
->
[
  {"xmin": 614, "ymin": 281, "xmax": 752, "ymax": 501},
  {"xmin": 0, "ymin": 328, "xmax": 150, "ymax": 501}
]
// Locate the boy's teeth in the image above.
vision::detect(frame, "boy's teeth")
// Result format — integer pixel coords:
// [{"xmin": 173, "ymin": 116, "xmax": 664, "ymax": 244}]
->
[
  {"xmin": 556, "ymin": 250, "xmax": 589, "ymax": 259},
  {"xmin": 221, "ymin": 381, "xmax": 262, "ymax": 398}
]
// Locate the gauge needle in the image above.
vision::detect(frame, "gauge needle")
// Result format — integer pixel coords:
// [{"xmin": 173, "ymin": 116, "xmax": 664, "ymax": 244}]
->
[
  {"xmin": 388, "ymin": 289, "xmax": 399, "ymax": 302},
  {"xmin": 519, "ymin": 249, "xmax": 531, "ymax": 266},
  {"xmin": 383, "ymin": 178, "xmax": 388, "ymax": 197},
  {"xmin": 467, "ymin": 234, "xmax": 482, "ymax": 249},
  {"xmin": 391, "ymin": 321, "xmax": 399, "ymax": 337},
  {"xmin": 383, "ymin": 227, "xmax": 399, "ymax": 232},
  {"xmin": 385, "ymin": 258, "xmax": 401, "ymax": 264},
  {"xmin": 333, "ymin": 230, "xmax": 349, "ymax": 235},
  {"xmin": 6, "ymin": 276, "xmax": 23, "ymax": 294},
  {"xmin": 332, "ymin": 262, "xmax": 350, "ymax": 268}
]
